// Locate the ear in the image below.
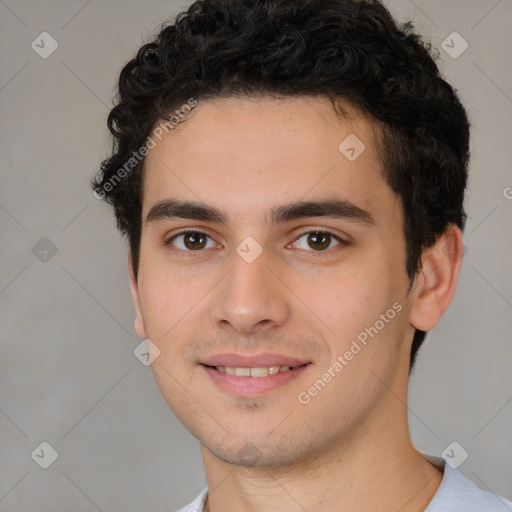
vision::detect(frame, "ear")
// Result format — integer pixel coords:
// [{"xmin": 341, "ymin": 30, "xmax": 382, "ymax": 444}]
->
[
  {"xmin": 128, "ymin": 251, "xmax": 147, "ymax": 339},
  {"xmin": 409, "ymin": 225, "xmax": 464, "ymax": 332}
]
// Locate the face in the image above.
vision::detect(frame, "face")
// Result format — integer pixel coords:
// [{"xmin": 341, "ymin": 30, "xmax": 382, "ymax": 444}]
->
[{"xmin": 130, "ymin": 96, "xmax": 417, "ymax": 467}]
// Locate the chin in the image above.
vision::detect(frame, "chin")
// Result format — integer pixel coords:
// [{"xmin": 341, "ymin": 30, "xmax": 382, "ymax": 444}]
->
[{"xmin": 203, "ymin": 433, "xmax": 317, "ymax": 469}]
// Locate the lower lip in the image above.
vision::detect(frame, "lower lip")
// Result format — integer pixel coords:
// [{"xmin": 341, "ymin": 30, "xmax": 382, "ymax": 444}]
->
[{"xmin": 202, "ymin": 364, "xmax": 310, "ymax": 397}]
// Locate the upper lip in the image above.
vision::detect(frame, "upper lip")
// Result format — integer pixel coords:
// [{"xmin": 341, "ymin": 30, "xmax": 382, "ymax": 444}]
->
[{"xmin": 201, "ymin": 353, "xmax": 310, "ymax": 368}]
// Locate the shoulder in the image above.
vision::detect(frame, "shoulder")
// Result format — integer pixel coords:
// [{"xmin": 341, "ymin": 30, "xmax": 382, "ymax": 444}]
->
[{"xmin": 426, "ymin": 460, "xmax": 512, "ymax": 512}]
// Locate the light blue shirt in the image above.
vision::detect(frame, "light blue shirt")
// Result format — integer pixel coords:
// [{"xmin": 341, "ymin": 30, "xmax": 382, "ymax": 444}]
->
[{"xmin": 177, "ymin": 457, "xmax": 512, "ymax": 511}]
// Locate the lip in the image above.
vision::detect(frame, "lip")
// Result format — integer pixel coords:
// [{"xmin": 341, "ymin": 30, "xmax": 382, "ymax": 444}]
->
[
  {"xmin": 201, "ymin": 353, "xmax": 310, "ymax": 368},
  {"xmin": 200, "ymin": 353, "xmax": 311, "ymax": 397}
]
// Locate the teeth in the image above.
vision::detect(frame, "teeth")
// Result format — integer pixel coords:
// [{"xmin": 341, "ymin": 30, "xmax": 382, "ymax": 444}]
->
[
  {"xmin": 250, "ymin": 367, "xmax": 268, "ymax": 377},
  {"xmin": 215, "ymin": 365, "xmax": 293, "ymax": 377}
]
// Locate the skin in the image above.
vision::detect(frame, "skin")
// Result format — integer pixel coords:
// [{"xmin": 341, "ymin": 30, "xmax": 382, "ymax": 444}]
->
[{"xmin": 128, "ymin": 96, "xmax": 464, "ymax": 511}]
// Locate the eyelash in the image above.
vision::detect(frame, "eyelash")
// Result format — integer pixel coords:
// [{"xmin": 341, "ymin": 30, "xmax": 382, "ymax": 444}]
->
[{"xmin": 164, "ymin": 229, "xmax": 350, "ymax": 257}]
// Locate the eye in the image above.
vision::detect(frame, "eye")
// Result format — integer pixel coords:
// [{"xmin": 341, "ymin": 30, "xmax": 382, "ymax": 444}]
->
[
  {"xmin": 288, "ymin": 230, "xmax": 347, "ymax": 252},
  {"xmin": 164, "ymin": 228, "xmax": 348, "ymax": 256},
  {"xmin": 166, "ymin": 230, "xmax": 218, "ymax": 252}
]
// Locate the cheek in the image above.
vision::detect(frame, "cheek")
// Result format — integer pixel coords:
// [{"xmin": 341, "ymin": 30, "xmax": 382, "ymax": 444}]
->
[
  {"xmin": 310, "ymin": 264, "xmax": 391, "ymax": 334},
  {"xmin": 137, "ymin": 262, "xmax": 207, "ymax": 414},
  {"xmin": 136, "ymin": 256, "xmax": 208, "ymax": 347},
  {"xmin": 306, "ymin": 259, "xmax": 406, "ymax": 371},
  {"xmin": 299, "ymin": 268, "xmax": 406, "ymax": 420}
]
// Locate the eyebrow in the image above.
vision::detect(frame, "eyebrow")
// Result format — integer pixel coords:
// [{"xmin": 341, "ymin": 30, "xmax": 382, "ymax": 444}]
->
[{"xmin": 145, "ymin": 198, "xmax": 374, "ymax": 227}]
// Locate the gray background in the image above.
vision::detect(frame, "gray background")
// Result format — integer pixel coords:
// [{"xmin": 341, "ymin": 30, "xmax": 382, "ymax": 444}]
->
[{"xmin": 0, "ymin": 0, "xmax": 511, "ymax": 510}]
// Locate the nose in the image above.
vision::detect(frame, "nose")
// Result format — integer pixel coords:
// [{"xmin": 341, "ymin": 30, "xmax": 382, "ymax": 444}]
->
[{"xmin": 210, "ymin": 244, "xmax": 291, "ymax": 336}]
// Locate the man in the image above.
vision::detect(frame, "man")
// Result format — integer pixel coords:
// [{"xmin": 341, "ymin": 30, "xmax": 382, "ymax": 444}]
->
[{"xmin": 92, "ymin": 0, "xmax": 512, "ymax": 510}]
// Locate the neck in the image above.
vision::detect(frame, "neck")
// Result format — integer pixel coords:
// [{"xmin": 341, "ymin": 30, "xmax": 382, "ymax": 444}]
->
[
  {"xmin": 201, "ymin": 346, "xmax": 443, "ymax": 512},
  {"xmin": 201, "ymin": 390, "xmax": 443, "ymax": 512}
]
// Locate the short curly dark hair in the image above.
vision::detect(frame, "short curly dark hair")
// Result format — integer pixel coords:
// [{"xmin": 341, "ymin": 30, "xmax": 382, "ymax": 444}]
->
[{"xmin": 92, "ymin": 0, "xmax": 470, "ymax": 370}]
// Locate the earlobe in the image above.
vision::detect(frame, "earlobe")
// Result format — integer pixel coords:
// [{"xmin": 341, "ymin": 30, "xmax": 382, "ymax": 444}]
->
[
  {"xmin": 128, "ymin": 251, "xmax": 147, "ymax": 339},
  {"xmin": 409, "ymin": 225, "xmax": 464, "ymax": 332}
]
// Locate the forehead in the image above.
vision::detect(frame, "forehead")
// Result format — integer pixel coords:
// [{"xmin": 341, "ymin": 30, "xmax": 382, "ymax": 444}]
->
[{"xmin": 142, "ymin": 96, "xmax": 397, "ymax": 226}]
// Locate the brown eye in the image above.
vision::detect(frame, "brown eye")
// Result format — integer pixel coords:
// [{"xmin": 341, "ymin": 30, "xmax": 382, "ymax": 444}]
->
[
  {"xmin": 168, "ymin": 231, "xmax": 215, "ymax": 251},
  {"xmin": 290, "ymin": 230, "xmax": 345, "ymax": 252},
  {"xmin": 306, "ymin": 232, "xmax": 332, "ymax": 250},
  {"xmin": 184, "ymin": 232, "xmax": 207, "ymax": 250}
]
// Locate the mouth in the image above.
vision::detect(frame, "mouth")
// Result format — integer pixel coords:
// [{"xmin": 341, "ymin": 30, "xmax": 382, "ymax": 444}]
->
[
  {"xmin": 211, "ymin": 364, "xmax": 297, "ymax": 377},
  {"xmin": 199, "ymin": 355, "xmax": 311, "ymax": 397}
]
